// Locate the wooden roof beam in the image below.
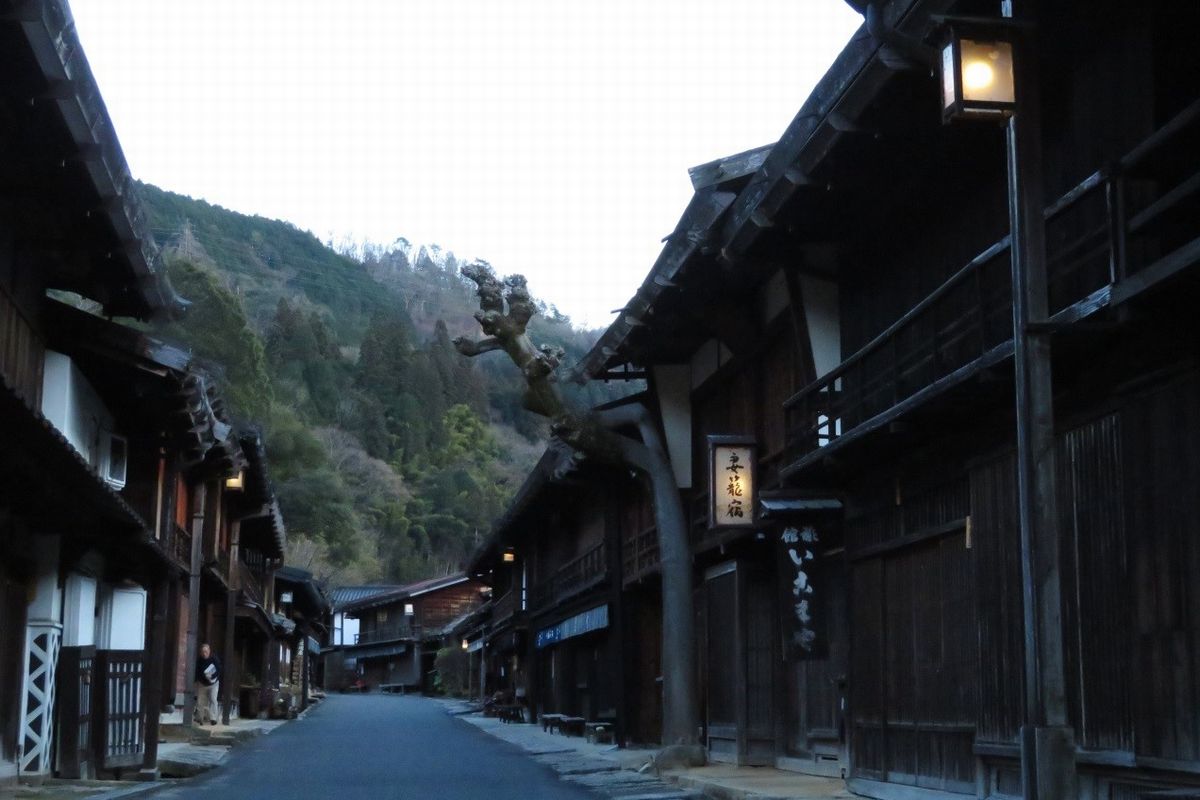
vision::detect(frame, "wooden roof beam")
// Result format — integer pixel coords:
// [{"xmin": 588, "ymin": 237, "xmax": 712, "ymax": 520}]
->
[{"xmin": 688, "ymin": 143, "xmax": 775, "ymax": 191}]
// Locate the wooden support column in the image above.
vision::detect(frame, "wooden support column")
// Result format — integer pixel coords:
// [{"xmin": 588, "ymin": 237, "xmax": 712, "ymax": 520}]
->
[
  {"xmin": 180, "ymin": 483, "xmax": 206, "ymax": 728},
  {"xmin": 300, "ymin": 632, "xmax": 310, "ymax": 711},
  {"xmin": 1005, "ymin": 4, "xmax": 1076, "ymax": 797},
  {"xmin": 606, "ymin": 482, "xmax": 628, "ymax": 747},
  {"xmin": 140, "ymin": 573, "xmax": 169, "ymax": 777},
  {"xmin": 220, "ymin": 520, "xmax": 239, "ymax": 725}
]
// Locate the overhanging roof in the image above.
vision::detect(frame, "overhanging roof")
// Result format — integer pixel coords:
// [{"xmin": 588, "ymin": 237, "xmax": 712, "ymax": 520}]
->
[
  {"xmin": 574, "ymin": 0, "xmax": 970, "ymax": 379},
  {"xmin": 1, "ymin": 0, "xmax": 186, "ymax": 320},
  {"xmin": 45, "ymin": 301, "xmax": 244, "ymax": 473},
  {"xmin": 340, "ymin": 573, "xmax": 474, "ymax": 615},
  {"xmin": 0, "ymin": 371, "xmax": 147, "ymax": 536}
]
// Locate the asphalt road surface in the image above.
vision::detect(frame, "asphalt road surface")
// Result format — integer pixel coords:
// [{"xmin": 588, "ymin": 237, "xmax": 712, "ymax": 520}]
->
[{"xmin": 153, "ymin": 694, "xmax": 598, "ymax": 800}]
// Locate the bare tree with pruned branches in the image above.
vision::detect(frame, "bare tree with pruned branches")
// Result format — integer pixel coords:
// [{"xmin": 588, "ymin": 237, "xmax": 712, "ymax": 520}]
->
[{"xmin": 453, "ymin": 260, "xmax": 702, "ymax": 759}]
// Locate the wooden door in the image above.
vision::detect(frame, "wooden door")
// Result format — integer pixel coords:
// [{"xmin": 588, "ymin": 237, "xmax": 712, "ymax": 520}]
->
[
  {"xmin": 785, "ymin": 551, "xmax": 848, "ymax": 774},
  {"xmin": 704, "ymin": 561, "xmax": 776, "ymax": 765},
  {"xmin": 849, "ymin": 532, "xmax": 977, "ymax": 793},
  {"xmin": 743, "ymin": 572, "xmax": 775, "ymax": 765},
  {"xmin": 94, "ymin": 650, "xmax": 146, "ymax": 770},
  {"xmin": 705, "ymin": 562, "xmax": 740, "ymax": 762},
  {"xmin": 628, "ymin": 588, "xmax": 662, "ymax": 744},
  {"xmin": 55, "ymin": 646, "xmax": 95, "ymax": 778}
]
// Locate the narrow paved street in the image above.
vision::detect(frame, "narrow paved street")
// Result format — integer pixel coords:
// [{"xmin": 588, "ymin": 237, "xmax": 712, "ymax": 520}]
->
[{"xmin": 154, "ymin": 695, "xmax": 598, "ymax": 800}]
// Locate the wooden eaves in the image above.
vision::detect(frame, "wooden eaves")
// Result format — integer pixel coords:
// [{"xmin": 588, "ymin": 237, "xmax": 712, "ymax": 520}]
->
[
  {"xmin": 574, "ymin": 0, "xmax": 957, "ymax": 380},
  {"xmin": 2, "ymin": 0, "xmax": 187, "ymax": 320},
  {"xmin": 45, "ymin": 300, "xmax": 247, "ymax": 475}
]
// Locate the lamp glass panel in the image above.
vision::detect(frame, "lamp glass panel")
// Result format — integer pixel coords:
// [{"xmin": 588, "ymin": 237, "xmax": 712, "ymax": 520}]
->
[
  {"xmin": 941, "ymin": 42, "xmax": 958, "ymax": 109},
  {"xmin": 959, "ymin": 38, "xmax": 1014, "ymax": 105}
]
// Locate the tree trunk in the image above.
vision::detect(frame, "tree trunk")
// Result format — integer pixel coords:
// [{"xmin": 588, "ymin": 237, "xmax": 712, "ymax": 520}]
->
[{"xmin": 454, "ymin": 262, "xmax": 701, "ymax": 754}]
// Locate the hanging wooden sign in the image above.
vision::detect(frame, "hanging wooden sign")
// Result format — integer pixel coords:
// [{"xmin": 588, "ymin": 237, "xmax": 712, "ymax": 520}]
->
[{"xmin": 708, "ymin": 436, "xmax": 757, "ymax": 528}]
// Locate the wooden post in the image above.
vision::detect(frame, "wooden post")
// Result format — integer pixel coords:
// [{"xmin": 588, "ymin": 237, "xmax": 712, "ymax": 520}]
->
[
  {"xmin": 606, "ymin": 482, "xmax": 628, "ymax": 747},
  {"xmin": 301, "ymin": 633, "xmax": 310, "ymax": 711},
  {"xmin": 1005, "ymin": 4, "xmax": 1076, "ymax": 797},
  {"xmin": 141, "ymin": 573, "xmax": 169, "ymax": 777},
  {"xmin": 181, "ymin": 482, "xmax": 206, "ymax": 728},
  {"xmin": 221, "ymin": 519, "xmax": 239, "ymax": 725}
]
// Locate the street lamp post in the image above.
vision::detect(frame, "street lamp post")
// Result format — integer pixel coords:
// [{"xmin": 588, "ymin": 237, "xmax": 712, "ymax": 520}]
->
[{"xmin": 940, "ymin": 5, "xmax": 1077, "ymax": 798}]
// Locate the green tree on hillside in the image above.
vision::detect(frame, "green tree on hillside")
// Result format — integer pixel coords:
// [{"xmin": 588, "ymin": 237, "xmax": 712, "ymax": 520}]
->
[{"xmin": 161, "ymin": 257, "xmax": 272, "ymax": 420}]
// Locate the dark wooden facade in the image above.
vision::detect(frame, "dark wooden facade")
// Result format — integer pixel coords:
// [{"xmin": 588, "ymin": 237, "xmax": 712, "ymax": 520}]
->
[
  {"xmin": 468, "ymin": 445, "xmax": 657, "ymax": 744},
  {"xmin": 0, "ymin": 0, "xmax": 297, "ymax": 782},
  {"xmin": 568, "ymin": 0, "xmax": 1200, "ymax": 796}
]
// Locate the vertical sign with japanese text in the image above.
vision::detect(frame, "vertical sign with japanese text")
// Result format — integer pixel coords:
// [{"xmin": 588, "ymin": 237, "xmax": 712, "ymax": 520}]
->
[
  {"xmin": 779, "ymin": 524, "xmax": 824, "ymax": 658},
  {"xmin": 709, "ymin": 438, "xmax": 756, "ymax": 528}
]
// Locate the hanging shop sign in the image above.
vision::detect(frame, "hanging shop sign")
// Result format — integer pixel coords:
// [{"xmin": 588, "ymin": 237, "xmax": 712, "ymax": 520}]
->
[
  {"xmin": 779, "ymin": 524, "xmax": 823, "ymax": 657},
  {"xmin": 535, "ymin": 604, "xmax": 609, "ymax": 649},
  {"xmin": 708, "ymin": 435, "xmax": 757, "ymax": 528}
]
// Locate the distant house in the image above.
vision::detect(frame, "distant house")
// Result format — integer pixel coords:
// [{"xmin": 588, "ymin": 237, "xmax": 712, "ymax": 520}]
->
[{"xmin": 336, "ymin": 575, "xmax": 488, "ymax": 693}]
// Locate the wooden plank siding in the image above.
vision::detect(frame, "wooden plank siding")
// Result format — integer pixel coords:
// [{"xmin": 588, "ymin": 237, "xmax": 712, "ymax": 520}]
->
[
  {"xmin": 1126, "ymin": 370, "xmax": 1200, "ymax": 763},
  {"xmin": 1058, "ymin": 413, "xmax": 1133, "ymax": 753},
  {"xmin": 970, "ymin": 452, "xmax": 1025, "ymax": 746},
  {"xmin": 0, "ymin": 285, "xmax": 44, "ymax": 407}
]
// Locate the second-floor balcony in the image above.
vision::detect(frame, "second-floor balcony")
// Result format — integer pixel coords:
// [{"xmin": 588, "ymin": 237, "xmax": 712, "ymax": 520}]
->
[
  {"xmin": 531, "ymin": 541, "xmax": 607, "ymax": 611},
  {"xmin": 353, "ymin": 620, "xmax": 417, "ymax": 646},
  {"xmin": 236, "ymin": 558, "xmax": 266, "ymax": 608},
  {"xmin": 782, "ymin": 97, "xmax": 1200, "ymax": 479},
  {"xmin": 492, "ymin": 589, "xmax": 519, "ymax": 626}
]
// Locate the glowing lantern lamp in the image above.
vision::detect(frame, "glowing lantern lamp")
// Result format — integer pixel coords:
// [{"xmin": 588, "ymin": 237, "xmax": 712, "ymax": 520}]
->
[
  {"xmin": 708, "ymin": 436, "xmax": 757, "ymax": 529},
  {"xmin": 502, "ymin": 549, "xmax": 516, "ymax": 563},
  {"xmin": 225, "ymin": 470, "xmax": 245, "ymax": 490},
  {"xmin": 940, "ymin": 26, "xmax": 1016, "ymax": 123}
]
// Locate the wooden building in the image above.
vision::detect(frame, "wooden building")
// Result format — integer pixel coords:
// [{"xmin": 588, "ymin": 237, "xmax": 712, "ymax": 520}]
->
[
  {"xmin": 274, "ymin": 566, "xmax": 330, "ymax": 713},
  {"xmin": 567, "ymin": 1, "xmax": 1200, "ymax": 798},
  {"xmin": 0, "ymin": 0, "xmax": 198, "ymax": 781},
  {"xmin": 338, "ymin": 574, "xmax": 487, "ymax": 693},
  {"xmin": 468, "ymin": 436, "xmax": 670, "ymax": 745},
  {"xmin": 0, "ymin": 0, "xmax": 296, "ymax": 782}
]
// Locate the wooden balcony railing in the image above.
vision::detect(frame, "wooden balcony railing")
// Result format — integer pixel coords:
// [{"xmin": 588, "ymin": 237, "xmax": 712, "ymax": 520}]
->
[
  {"xmin": 237, "ymin": 559, "xmax": 265, "ymax": 607},
  {"xmin": 0, "ymin": 287, "xmax": 44, "ymax": 407},
  {"xmin": 492, "ymin": 590, "xmax": 518, "ymax": 625},
  {"xmin": 532, "ymin": 542, "xmax": 608, "ymax": 610},
  {"xmin": 783, "ymin": 97, "xmax": 1200, "ymax": 475},
  {"xmin": 622, "ymin": 524, "xmax": 660, "ymax": 585},
  {"xmin": 354, "ymin": 620, "xmax": 417, "ymax": 645}
]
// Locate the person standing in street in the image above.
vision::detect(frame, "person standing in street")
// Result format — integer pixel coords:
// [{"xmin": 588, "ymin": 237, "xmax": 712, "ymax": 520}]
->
[{"xmin": 195, "ymin": 642, "xmax": 221, "ymax": 725}]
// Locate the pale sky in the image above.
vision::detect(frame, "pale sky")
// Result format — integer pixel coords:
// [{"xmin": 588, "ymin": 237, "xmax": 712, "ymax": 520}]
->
[{"xmin": 71, "ymin": 1, "xmax": 862, "ymax": 328}]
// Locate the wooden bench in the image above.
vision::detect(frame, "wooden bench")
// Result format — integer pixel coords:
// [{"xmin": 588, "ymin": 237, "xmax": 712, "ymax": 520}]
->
[
  {"xmin": 498, "ymin": 704, "xmax": 525, "ymax": 723},
  {"xmin": 378, "ymin": 683, "xmax": 406, "ymax": 694},
  {"xmin": 585, "ymin": 721, "xmax": 613, "ymax": 744},
  {"xmin": 541, "ymin": 713, "xmax": 564, "ymax": 733},
  {"xmin": 560, "ymin": 716, "xmax": 586, "ymax": 737}
]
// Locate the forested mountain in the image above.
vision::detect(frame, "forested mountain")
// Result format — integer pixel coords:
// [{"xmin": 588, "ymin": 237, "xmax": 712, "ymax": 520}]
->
[{"xmin": 137, "ymin": 183, "xmax": 631, "ymax": 585}]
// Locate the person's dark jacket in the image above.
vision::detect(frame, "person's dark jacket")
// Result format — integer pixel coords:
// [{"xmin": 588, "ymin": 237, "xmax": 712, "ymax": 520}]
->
[{"xmin": 195, "ymin": 654, "xmax": 221, "ymax": 686}]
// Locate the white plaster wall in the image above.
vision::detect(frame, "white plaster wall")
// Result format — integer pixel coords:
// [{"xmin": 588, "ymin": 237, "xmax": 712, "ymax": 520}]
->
[
  {"xmin": 61, "ymin": 573, "xmax": 97, "ymax": 648},
  {"xmin": 40, "ymin": 350, "xmax": 115, "ymax": 468},
  {"xmin": 27, "ymin": 535, "xmax": 61, "ymax": 624},
  {"xmin": 96, "ymin": 585, "xmax": 146, "ymax": 650},
  {"xmin": 799, "ymin": 275, "xmax": 842, "ymax": 379}
]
